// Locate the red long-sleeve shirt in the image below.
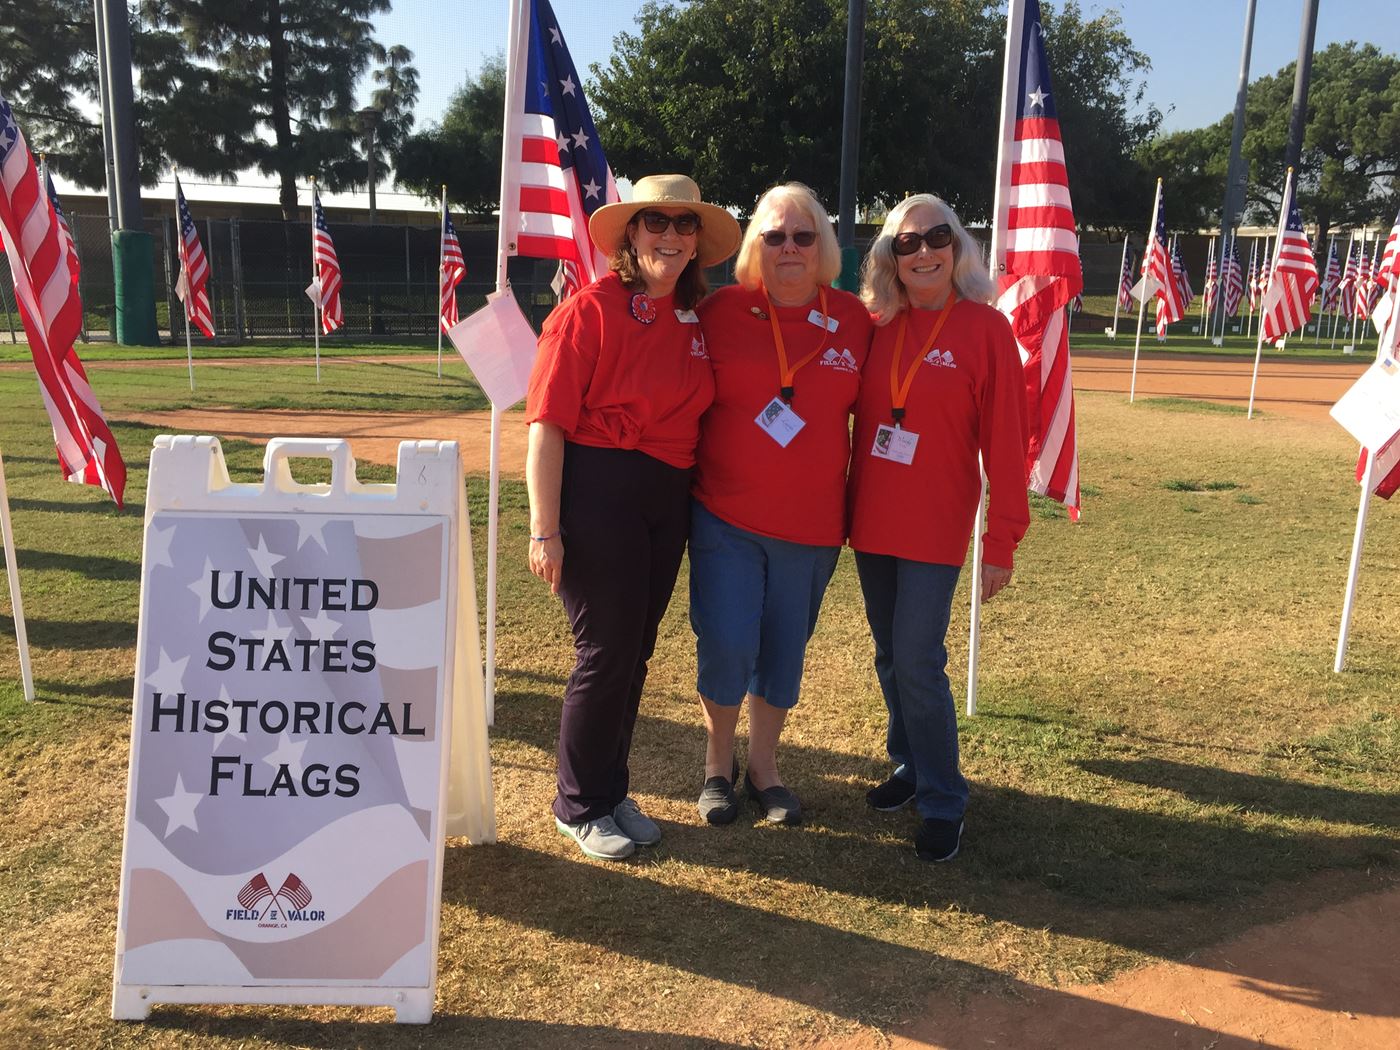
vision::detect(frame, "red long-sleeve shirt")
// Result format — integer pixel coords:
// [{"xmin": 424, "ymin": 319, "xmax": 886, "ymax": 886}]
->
[{"xmin": 847, "ymin": 299, "xmax": 1030, "ymax": 568}]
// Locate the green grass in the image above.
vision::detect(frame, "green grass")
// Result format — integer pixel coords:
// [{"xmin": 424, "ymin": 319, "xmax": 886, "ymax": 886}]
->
[{"xmin": 0, "ymin": 354, "xmax": 1398, "ymax": 1047}]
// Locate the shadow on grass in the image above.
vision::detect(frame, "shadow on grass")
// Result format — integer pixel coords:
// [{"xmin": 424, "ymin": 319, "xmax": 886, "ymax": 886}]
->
[
  {"xmin": 6, "ymin": 497, "xmax": 142, "ymax": 516},
  {"xmin": 1078, "ymin": 757, "xmax": 1400, "ymax": 830},
  {"xmin": 10, "ymin": 547, "xmax": 138, "ymax": 581},
  {"xmin": 36, "ymin": 675, "xmax": 132, "ymax": 700},
  {"xmin": 0, "ymin": 612, "xmax": 135, "ymax": 649}
]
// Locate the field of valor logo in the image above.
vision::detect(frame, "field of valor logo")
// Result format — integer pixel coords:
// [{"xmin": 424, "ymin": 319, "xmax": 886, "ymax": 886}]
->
[
  {"xmin": 923, "ymin": 348, "xmax": 958, "ymax": 368},
  {"xmin": 819, "ymin": 347, "xmax": 859, "ymax": 373},
  {"xmin": 227, "ymin": 872, "xmax": 326, "ymax": 928},
  {"xmin": 690, "ymin": 334, "xmax": 709, "ymax": 358}
]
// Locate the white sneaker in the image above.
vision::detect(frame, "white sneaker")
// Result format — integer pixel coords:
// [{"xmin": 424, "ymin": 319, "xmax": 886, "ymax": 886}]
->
[
  {"xmin": 612, "ymin": 797, "xmax": 662, "ymax": 846},
  {"xmin": 555, "ymin": 814, "xmax": 636, "ymax": 860}
]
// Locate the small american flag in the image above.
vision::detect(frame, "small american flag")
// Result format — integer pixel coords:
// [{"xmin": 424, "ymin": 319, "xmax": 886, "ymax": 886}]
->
[
  {"xmin": 1352, "ymin": 247, "xmax": 1374, "ymax": 325},
  {"xmin": 0, "ymin": 93, "xmax": 125, "ymax": 506},
  {"xmin": 1319, "ymin": 241, "xmax": 1342, "ymax": 313},
  {"xmin": 993, "ymin": 0, "xmax": 1082, "ymax": 518},
  {"xmin": 504, "ymin": 0, "xmax": 619, "ymax": 298},
  {"xmin": 1203, "ymin": 253, "xmax": 1218, "ymax": 313},
  {"xmin": 311, "ymin": 186, "xmax": 342, "ymax": 333},
  {"xmin": 275, "ymin": 872, "xmax": 313, "ymax": 911},
  {"xmin": 1117, "ymin": 248, "xmax": 1136, "ymax": 310},
  {"xmin": 1336, "ymin": 245, "xmax": 1359, "ymax": 319},
  {"xmin": 174, "ymin": 175, "xmax": 215, "ymax": 339},
  {"xmin": 1171, "ymin": 240, "xmax": 1193, "ymax": 311},
  {"xmin": 237, "ymin": 872, "xmax": 273, "ymax": 909},
  {"xmin": 1145, "ymin": 187, "xmax": 1184, "ymax": 337},
  {"xmin": 1222, "ymin": 240, "xmax": 1245, "ymax": 317},
  {"xmin": 1252, "ymin": 245, "xmax": 1271, "ymax": 309},
  {"xmin": 1259, "ymin": 176, "xmax": 1318, "ymax": 343},
  {"xmin": 440, "ymin": 207, "xmax": 465, "ymax": 333}
]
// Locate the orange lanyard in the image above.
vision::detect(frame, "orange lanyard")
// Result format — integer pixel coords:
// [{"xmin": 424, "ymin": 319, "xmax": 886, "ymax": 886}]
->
[
  {"xmin": 762, "ymin": 285, "xmax": 830, "ymax": 402},
  {"xmin": 889, "ymin": 296, "xmax": 957, "ymax": 426}
]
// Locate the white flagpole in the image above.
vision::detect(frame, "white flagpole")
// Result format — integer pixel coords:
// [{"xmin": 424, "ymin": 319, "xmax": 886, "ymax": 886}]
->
[
  {"xmin": 1199, "ymin": 236, "xmax": 1215, "ymax": 332},
  {"xmin": 311, "ymin": 179, "xmax": 321, "ymax": 383},
  {"xmin": 1316, "ymin": 233, "xmax": 1334, "ymax": 345},
  {"xmin": 1244, "ymin": 238, "xmax": 1257, "ymax": 338},
  {"xmin": 437, "ymin": 185, "xmax": 447, "ymax": 380},
  {"xmin": 1109, "ymin": 234, "xmax": 1128, "ymax": 337},
  {"xmin": 1248, "ymin": 168, "xmax": 1293, "ymax": 419},
  {"xmin": 1335, "ymin": 451, "xmax": 1378, "ymax": 672},
  {"xmin": 1331, "ymin": 231, "xmax": 1352, "ymax": 349},
  {"xmin": 174, "ymin": 172, "xmax": 195, "ymax": 392},
  {"xmin": 1130, "ymin": 178, "xmax": 1162, "ymax": 402},
  {"xmin": 0, "ymin": 450, "xmax": 34, "ymax": 701}
]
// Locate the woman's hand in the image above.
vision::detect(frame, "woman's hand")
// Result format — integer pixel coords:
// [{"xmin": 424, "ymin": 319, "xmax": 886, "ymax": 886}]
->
[
  {"xmin": 981, "ymin": 563, "xmax": 1012, "ymax": 602},
  {"xmin": 529, "ymin": 534, "xmax": 564, "ymax": 595}
]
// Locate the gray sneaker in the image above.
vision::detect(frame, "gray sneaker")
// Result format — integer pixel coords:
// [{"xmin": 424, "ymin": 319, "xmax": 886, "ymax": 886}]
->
[
  {"xmin": 555, "ymin": 814, "xmax": 636, "ymax": 860},
  {"xmin": 612, "ymin": 797, "xmax": 662, "ymax": 846}
]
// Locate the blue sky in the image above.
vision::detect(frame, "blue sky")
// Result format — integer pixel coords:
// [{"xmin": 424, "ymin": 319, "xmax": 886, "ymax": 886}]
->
[{"xmin": 383, "ymin": 1, "xmax": 1400, "ymax": 134}]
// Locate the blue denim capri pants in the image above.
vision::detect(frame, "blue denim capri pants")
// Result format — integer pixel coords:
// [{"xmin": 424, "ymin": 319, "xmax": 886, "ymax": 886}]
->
[{"xmin": 688, "ymin": 500, "xmax": 840, "ymax": 709}]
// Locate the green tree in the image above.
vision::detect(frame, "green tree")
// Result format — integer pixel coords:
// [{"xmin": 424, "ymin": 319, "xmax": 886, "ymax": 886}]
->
[
  {"xmin": 1135, "ymin": 121, "xmax": 1233, "ymax": 231},
  {"xmin": 396, "ymin": 55, "xmax": 505, "ymax": 217}
]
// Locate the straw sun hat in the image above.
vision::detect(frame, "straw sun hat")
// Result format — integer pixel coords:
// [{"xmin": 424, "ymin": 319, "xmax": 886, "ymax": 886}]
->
[{"xmin": 587, "ymin": 174, "xmax": 741, "ymax": 268}]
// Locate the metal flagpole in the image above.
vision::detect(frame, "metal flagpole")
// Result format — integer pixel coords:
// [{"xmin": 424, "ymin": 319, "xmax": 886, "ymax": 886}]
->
[
  {"xmin": 1316, "ymin": 232, "xmax": 1334, "ymax": 344},
  {"xmin": 1248, "ymin": 168, "xmax": 1292, "ymax": 419},
  {"xmin": 1199, "ymin": 235, "xmax": 1215, "ymax": 333},
  {"xmin": 311, "ymin": 179, "xmax": 321, "ymax": 383},
  {"xmin": 174, "ymin": 172, "xmax": 195, "ymax": 391},
  {"xmin": 0, "ymin": 450, "xmax": 34, "ymax": 701},
  {"xmin": 437, "ymin": 185, "xmax": 447, "ymax": 380},
  {"xmin": 1108, "ymin": 234, "xmax": 1128, "ymax": 338},
  {"xmin": 1130, "ymin": 178, "xmax": 1162, "ymax": 402}
]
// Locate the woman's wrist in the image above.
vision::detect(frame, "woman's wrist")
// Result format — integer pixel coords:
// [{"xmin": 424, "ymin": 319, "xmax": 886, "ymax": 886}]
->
[{"xmin": 530, "ymin": 530, "xmax": 560, "ymax": 543}]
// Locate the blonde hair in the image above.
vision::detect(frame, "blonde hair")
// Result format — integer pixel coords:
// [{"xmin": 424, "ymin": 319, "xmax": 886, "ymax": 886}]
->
[
  {"xmin": 860, "ymin": 194, "xmax": 995, "ymax": 323},
  {"xmin": 734, "ymin": 182, "xmax": 842, "ymax": 291}
]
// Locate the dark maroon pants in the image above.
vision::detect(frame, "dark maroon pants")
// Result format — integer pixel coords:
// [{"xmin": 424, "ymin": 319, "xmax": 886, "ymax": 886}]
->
[{"xmin": 552, "ymin": 442, "xmax": 691, "ymax": 824}]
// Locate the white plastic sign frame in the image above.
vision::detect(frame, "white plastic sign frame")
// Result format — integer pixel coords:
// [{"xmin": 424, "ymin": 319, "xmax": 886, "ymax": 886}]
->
[{"xmin": 112, "ymin": 436, "xmax": 494, "ymax": 1024}]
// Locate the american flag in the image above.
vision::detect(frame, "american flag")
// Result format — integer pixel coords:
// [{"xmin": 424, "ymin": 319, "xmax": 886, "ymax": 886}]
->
[
  {"xmin": 1319, "ymin": 240, "xmax": 1342, "ymax": 312},
  {"xmin": 1259, "ymin": 177, "xmax": 1318, "ymax": 343},
  {"xmin": 1352, "ymin": 247, "xmax": 1374, "ymax": 326},
  {"xmin": 275, "ymin": 872, "xmax": 313, "ymax": 911},
  {"xmin": 0, "ymin": 93, "xmax": 126, "ymax": 506},
  {"xmin": 1117, "ymin": 248, "xmax": 1136, "ymax": 310},
  {"xmin": 174, "ymin": 175, "xmax": 214, "ymax": 339},
  {"xmin": 1203, "ymin": 253, "xmax": 1218, "ymax": 313},
  {"xmin": 993, "ymin": 0, "xmax": 1082, "ymax": 518},
  {"xmin": 1244, "ymin": 242, "xmax": 1259, "ymax": 310},
  {"xmin": 311, "ymin": 186, "xmax": 342, "ymax": 333},
  {"xmin": 1336, "ymin": 245, "xmax": 1359, "ymax": 319},
  {"xmin": 237, "ymin": 872, "xmax": 273, "ymax": 910},
  {"xmin": 1171, "ymin": 240, "xmax": 1193, "ymax": 311},
  {"xmin": 505, "ymin": 0, "xmax": 619, "ymax": 298},
  {"xmin": 1368, "ymin": 209, "xmax": 1400, "ymax": 337},
  {"xmin": 43, "ymin": 169, "xmax": 78, "ymax": 276},
  {"xmin": 1250, "ymin": 244, "xmax": 1271, "ymax": 310},
  {"xmin": 440, "ymin": 207, "xmax": 465, "ymax": 333},
  {"xmin": 1222, "ymin": 239, "xmax": 1245, "ymax": 317},
  {"xmin": 1145, "ymin": 187, "xmax": 1184, "ymax": 337}
]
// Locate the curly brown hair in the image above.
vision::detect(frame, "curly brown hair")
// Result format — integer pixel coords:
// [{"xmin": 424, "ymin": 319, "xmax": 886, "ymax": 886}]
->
[{"xmin": 608, "ymin": 218, "xmax": 708, "ymax": 311}]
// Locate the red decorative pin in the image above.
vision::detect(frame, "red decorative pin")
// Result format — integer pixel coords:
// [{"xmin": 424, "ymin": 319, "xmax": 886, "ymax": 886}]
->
[{"xmin": 630, "ymin": 292, "xmax": 657, "ymax": 325}]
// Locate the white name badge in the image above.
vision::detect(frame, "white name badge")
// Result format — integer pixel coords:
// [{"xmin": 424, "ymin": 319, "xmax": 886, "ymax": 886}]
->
[
  {"xmin": 675, "ymin": 309, "xmax": 700, "ymax": 323},
  {"xmin": 755, "ymin": 397, "xmax": 807, "ymax": 448},
  {"xmin": 871, "ymin": 423, "xmax": 919, "ymax": 464},
  {"xmin": 808, "ymin": 310, "xmax": 839, "ymax": 332}
]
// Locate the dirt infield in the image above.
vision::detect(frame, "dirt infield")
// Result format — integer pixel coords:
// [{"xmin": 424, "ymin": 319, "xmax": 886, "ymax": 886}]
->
[{"xmin": 114, "ymin": 351, "xmax": 1369, "ymax": 474}]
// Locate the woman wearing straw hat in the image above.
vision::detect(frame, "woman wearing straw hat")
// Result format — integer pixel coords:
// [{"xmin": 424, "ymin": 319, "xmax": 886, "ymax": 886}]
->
[
  {"xmin": 525, "ymin": 174, "xmax": 741, "ymax": 860},
  {"xmin": 689, "ymin": 182, "xmax": 871, "ymax": 826},
  {"xmin": 849, "ymin": 193, "xmax": 1028, "ymax": 863}
]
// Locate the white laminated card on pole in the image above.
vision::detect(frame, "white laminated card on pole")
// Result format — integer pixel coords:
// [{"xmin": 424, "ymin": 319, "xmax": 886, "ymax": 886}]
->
[{"xmin": 112, "ymin": 435, "xmax": 494, "ymax": 1024}]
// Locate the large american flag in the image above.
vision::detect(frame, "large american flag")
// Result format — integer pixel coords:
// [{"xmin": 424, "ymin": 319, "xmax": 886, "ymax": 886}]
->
[
  {"xmin": 1222, "ymin": 239, "xmax": 1245, "ymax": 317},
  {"xmin": 174, "ymin": 175, "xmax": 214, "ymax": 339},
  {"xmin": 993, "ymin": 0, "xmax": 1082, "ymax": 518},
  {"xmin": 1319, "ymin": 240, "xmax": 1342, "ymax": 313},
  {"xmin": 0, "ymin": 94, "xmax": 126, "ymax": 507},
  {"xmin": 311, "ymin": 186, "xmax": 342, "ymax": 333},
  {"xmin": 1117, "ymin": 247, "xmax": 1136, "ymax": 310},
  {"xmin": 505, "ymin": 0, "xmax": 619, "ymax": 298},
  {"xmin": 1146, "ymin": 187, "xmax": 1183, "ymax": 337},
  {"xmin": 1368, "ymin": 209, "xmax": 1400, "ymax": 337},
  {"xmin": 1171, "ymin": 240, "xmax": 1193, "ymax": 311},
  {"xmin": 440, "ymin": 207, "xmax": 465, "ymax": 333},
  {"xmin": 1259, "ymin": 178, "xmax": 1318, "ymax": 343}
]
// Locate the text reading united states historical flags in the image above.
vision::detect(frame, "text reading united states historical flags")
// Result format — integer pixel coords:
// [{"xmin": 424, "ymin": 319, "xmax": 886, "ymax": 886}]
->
[
  {"xmin": 1260, "ymin": 178, "xmax": 1318, "ymax": 343},
  {"xmin": 174, "ymin": 176, "xmax": 215, "ymax": 339},
  {"xmin": 311, "ymin": 186, "xmax": 343, "ymax": 333},
  {"xmin": 995, "ymin": 0, "xmax": 1082, "ymax": 517},
  {"xmin": 0, "ymin": 93, "xmax": 126, "ymax": 506},
  {"xmin": 1223, "ymin": 240, "xmax": 1245, "ymax": 317},
  {"xmin": 440, "ymin": 209, "xmax": 464, "ymax": 333},
  {"xmin": 510, "ymin": 0, "xmax": 618, "ymax": 297},
  {"xmin": 1147, "ymin": 189, "xmax": 1183, "ymax": 336}
]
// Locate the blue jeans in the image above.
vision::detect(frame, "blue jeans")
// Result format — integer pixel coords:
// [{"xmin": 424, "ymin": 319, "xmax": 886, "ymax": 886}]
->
[{"xmin": 854, "ymin": 552, "xmax": 968, "ymax": 822}]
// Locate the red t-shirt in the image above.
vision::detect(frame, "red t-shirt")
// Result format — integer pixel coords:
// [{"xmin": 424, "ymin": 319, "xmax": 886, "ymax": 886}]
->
[
  {"xmin": 848, "ymin": 299, "xmax": 1030, "ymax": 568},
  {"xmin": 525, "ymin": 273, "xmax": 716, "ymax": 469},
  {"xmin": 693, "ymin": 284, "xmax": 872, "ymax": 546}
]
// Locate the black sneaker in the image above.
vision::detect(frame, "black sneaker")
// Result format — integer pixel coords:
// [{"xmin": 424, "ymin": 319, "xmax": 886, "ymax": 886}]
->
[
  {"xmin": 915, "ymin": 818, "xmax": 964, "ymax": 863},
  {"xmin": 866, "ymin": 774, "xmax": 916, "ymax": 812},
  {"xmin": 744, "ymin": 772, "xmax": 802, "ymax": 825},
  {"xmin": 698, "ymin": 758, "xmax": 741, "ymax": 825}
]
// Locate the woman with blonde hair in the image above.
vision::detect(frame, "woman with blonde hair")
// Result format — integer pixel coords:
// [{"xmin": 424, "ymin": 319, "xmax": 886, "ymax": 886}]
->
[
  {"xmin": 689, "ymin": 182, "xmax": 872, "ymax": 825},
  {"xmin": 525, "ymin": 174, "xmax": 741, "ymax": 860},
  {"xmin": 848, "ymin": 193, "xmax": 1029, "ymax": 861}
]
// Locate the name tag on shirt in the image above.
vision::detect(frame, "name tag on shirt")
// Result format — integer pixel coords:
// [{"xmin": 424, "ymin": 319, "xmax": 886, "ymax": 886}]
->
[
  {"xmin": 755, "ymin": 397, "xmax": 807, "ymax": 448},
  {"xmin": 675, "ymin": 309, "xmax": 700, "ymax": 323},
  {"xmin": 808, "ymin": 310, "xmax": 839, "ymax": 332},
  {"xmin": 871, "ymin": 423, "xmax": 918, "ymax": 465}
]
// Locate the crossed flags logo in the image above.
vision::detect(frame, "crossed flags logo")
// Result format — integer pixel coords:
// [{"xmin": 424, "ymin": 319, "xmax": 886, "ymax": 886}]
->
[
  {"xmin": 232, "ymin": 872, "xmax": 315, "ymax": 919},
  {"xmin": 923, "ymin": 348, "xmax": 958, "ymax": 369},
  {"xmin": 820, "ymin": 347, "xmax": 859, "ymax": 372}
]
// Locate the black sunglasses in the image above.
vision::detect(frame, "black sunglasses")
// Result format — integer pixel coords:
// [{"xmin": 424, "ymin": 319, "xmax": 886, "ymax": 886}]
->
[
  {"xmin": 760, "ymin": 229, "xmax": 818, "ymax": 248},
  {"xmin": 892, "ymin": 225, "xmax": 954, "ymax": 256},
  {"xmin": 637, "ymin": 210, "xmax": 701, "ymax": 236}
]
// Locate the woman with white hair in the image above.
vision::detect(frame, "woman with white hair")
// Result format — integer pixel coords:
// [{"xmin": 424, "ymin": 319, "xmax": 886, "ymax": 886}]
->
[
  {"xmin": 689, "ymin": 182, "xmax": 872, "ymax": 826},
  {"xmin": 848, "ymin": 193, "xmax": 1029, "ymax": 862}
]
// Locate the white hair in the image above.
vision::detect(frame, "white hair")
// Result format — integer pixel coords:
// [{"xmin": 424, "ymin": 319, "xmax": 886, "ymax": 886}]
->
[
  {"xmin": 734, "ymin": 182, "xmax": 842, "ymax": 290},
  {"xmin": 860, "ymin": 194, "xmax": 995, "ymax": 323}
]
